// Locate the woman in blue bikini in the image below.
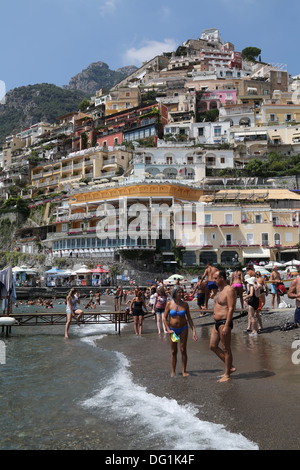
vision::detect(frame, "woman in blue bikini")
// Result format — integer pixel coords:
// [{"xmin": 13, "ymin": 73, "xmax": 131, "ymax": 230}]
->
[{"xmin": 163, "ymin": 286, "xmax": 198, "ymax": 377}]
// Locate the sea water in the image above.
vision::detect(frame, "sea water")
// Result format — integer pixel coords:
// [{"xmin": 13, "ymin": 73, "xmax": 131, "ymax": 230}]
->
[{"xmin": 0, "ymin": 301, "xmax": 258, "ymax": 450}]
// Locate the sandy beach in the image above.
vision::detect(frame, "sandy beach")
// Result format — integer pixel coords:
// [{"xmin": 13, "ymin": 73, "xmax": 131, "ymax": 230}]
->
[{"xmin": 100, "ymin": 293, "xmax": 300, "ymax": 451}]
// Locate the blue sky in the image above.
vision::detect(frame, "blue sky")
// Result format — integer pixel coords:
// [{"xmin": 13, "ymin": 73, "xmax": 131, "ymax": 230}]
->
[{"xmin": 1, "ymin": 0, "xmax": 300, "ymax": 93}]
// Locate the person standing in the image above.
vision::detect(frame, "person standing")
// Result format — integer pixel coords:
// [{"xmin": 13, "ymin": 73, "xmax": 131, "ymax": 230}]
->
[
  {"xmin": 152, "ymin": 286, "xmax": 167, "ymax": 334},
  {"xmin": 230, "ymin": 267, "xmax": 244, "ymax": 309},
  {"xmin": 130, "ymin": 290, "xmax": 148, "ymax": 336},
  {"xmin": 65, "ymin": 288, "xmax": 83, "ymax": 339},
  {"xmin": 270, "ymin": 266, "xmax": 282, "ymax": 308},
  {"xmin": 209, "ymin": 271, "xmax": 237, "ymax": 383},
  {"xmin": 288, "ymin": 275, "xmax": 300, "ymax": 325},
  {"xmin": 163, "ymin": 286, "xmax": 198, "ymax": 377},
  {"xmin": 199, "ymin": 262, "xmax": 218, "ymax": 309},
  {"xmin": 244, "ymin": 276, "xmax": 261, "ymax": 336}
]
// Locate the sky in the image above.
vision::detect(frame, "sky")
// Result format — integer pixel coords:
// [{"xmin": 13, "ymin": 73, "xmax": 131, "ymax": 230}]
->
[{"xmin": 1, "ymin": 0, "xmax": 300, "ymax": 93}]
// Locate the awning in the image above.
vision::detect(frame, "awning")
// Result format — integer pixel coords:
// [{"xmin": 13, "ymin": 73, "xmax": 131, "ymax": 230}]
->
[{"xmin": 242, "ymin": 247, "xmax": 270, "ymax": 258}]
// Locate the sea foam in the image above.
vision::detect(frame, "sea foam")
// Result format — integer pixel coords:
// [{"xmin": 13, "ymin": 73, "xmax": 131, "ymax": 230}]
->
[{"xmin": 82, "ymin": 350, "xmax": 258, "ymax": 451}]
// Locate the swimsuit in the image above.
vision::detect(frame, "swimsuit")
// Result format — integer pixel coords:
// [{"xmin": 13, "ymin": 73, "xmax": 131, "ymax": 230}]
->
[
  {"xmin": 197, "ymin": 293, "xmax": 205, "ymax": 307},
  {"xmin": 66, "ymin": 295, "xmax": 78, "ymax": 315},
  {"xmin": 132, "ymin": 300, "xmax": 144, "ymax": 316},
  {"xmin": 170, "ymin": 325, "xmax": 188, "ymax": 336},
  {"xmin": 169, "ymin": 305, "xmax": 188, "ymax": 336},
  {"xmin": 170, "ymin": 308, "xmax": 186, "ymax": 317},
  {"xmin": 232, "ymin": 283, "xmax": 242, "ymax": 289},
  {"xmin": 207, "ymin": 281, "xmax": 218, "ymax": 290},
  {"xmin": 215, "ymin": 319, "xmax": 233, "ymax": 332}
]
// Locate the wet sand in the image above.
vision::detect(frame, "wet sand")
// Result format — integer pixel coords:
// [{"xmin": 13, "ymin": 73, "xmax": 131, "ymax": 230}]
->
[{"xmin": 100, "ymin": 296, "xmax": 300, "ymax": 450}]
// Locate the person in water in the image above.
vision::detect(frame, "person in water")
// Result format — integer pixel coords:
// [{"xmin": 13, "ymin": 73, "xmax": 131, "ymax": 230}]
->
[
  {"xmin": 210, "ymin": 271, "xmax": 237, "ymax": 383},
  {"xmin": 129, "ymin": 290, "xmax": 148, "ymax": 336},
  {"xmin": 163, "ymin": 286, "xmax": 198, "ymax": 377},
  {"xmin": 65, "ymin": 288, "xmax": 83, "ymax": 339}
]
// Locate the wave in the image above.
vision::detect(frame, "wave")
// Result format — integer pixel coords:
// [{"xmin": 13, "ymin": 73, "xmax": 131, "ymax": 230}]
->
[{"xmin": 82, "ymin": 350, "xmax": 258, "ymax": 451}]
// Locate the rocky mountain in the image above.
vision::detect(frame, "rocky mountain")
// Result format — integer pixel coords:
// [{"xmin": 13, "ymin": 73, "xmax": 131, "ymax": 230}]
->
[
  {"xmin": 0, "ymin": 83, "xmax": 88, "ymax": 144},
  {"xmin": 63, "ymin": 61, "xmax": 138, "ymax": 95},
  {"xmin": 0, "ymin": 61, "xmax": 138, "ymax": 145}
]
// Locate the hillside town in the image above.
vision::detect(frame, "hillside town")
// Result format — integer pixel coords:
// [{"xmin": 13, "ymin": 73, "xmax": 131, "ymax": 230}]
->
[{"xmin": 1, "ymin": 28, "xmax": 300, "ymax": 272}]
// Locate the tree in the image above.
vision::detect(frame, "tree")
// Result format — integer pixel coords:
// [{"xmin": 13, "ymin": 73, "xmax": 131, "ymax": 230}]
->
[
  {"xmin": 78, "ymin": 98, "xmax": 91, "ymax": 112},
  {"xmin": 241, "ymin": 47, "xmax": 262, "ymax": 62}
]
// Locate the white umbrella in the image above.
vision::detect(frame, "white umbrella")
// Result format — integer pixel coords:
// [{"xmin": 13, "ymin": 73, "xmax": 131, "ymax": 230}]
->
[
  {"xmin": 74, "ymin": 265, "xmax": 92, "ymax": 274},
  {"xmin": 284, "ymin": 259, "xmax": 300, "ymax": 266},
  {"xmin": 166, "ymin": 274, "xmax": 184, "ymax": 281},
  {"xmin": 264, "ymin": 262, "xmax": 285, "ymax": 269}
]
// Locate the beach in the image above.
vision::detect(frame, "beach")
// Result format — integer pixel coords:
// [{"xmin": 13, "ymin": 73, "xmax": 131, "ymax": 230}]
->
[
  {"xmin": 0, "ymin": 290, "xmax": 299, "ymax": 451},
  {"xmin": 99, "ymin": 293, "xmax": 300, "ymax": 451}
]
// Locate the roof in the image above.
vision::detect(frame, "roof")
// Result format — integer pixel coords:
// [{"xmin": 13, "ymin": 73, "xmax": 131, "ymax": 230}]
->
[{"xmin": 215, "ymin": 189, "xmax": 300, "ymax": 201}]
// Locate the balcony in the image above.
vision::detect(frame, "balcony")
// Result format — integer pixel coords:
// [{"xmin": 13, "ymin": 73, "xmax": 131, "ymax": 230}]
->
[
  {"xmin": 220, "ymin": 240, "xmax": 240, "ymax": 248},
  {"xmin": 219, "ymin": 224, "xmax": 239, "ymax": 228}
]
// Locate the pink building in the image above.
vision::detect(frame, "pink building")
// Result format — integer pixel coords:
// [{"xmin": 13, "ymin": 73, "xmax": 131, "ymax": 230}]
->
[{"xmin": 198, "ymin": 89, "xmax": 237, "ymax": 112}]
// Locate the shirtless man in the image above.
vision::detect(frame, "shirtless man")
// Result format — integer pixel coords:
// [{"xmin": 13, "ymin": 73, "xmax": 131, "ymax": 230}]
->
[
  {"xmin": 200, "ymin": 262, "xmax": 218, "ymax": 309},
  {"xmin": 269, "ymin": 266, "xmax": 282, "ymax": 308},
  {"xmin": 287, "ymin": 275, "xmax": 300, "ymax": 325},
  {"xmin": 194, "ymin": 276, "xmax": 207, "ymax": 315},
  {"xmin": 230, "ymin": 267, "xmax": 244, "ymax": 309},
  {"xmin": 210, "ymin": 270, "xmax": 237, "ymax": 383}
]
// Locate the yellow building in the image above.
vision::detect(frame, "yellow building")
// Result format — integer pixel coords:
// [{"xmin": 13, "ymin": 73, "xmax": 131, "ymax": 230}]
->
[
  {"xmin": 45, "ymin": 185, "xmax": 300, "ymax": 267},
  {"xmin": 259, "ymin": 103, "xmax": 300, "ymax": 126},
  {"xmin": 105, "ymin": 88, "xmax": 141, "ymax": 116},
  {"xmin": 31, "ymin": 148, "xmax": 132, "ymax": 195}
]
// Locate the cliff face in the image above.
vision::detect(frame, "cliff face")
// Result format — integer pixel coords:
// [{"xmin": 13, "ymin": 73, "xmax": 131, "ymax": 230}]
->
[
  {"xmin": 0, "ymin": 83, "xmax": 88, "ymax": 144},
  {"xmin": 62, "ymin": 61, "xmax": 138, "ymax": 95}
]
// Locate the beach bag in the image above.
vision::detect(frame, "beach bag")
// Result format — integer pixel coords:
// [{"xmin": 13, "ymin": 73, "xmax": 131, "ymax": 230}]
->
[{"xmin": 276, "ymin": 283, "xmax": 286, "ymax": 296}]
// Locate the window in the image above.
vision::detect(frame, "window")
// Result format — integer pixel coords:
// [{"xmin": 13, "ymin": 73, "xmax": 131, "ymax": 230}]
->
[
  {"xmin": 285, "ymin": 232, "xmax": 292, "ymax": 242},
  {"xmin": 62, "ymin": 224, "xmax": 68, "ymax": 232},
  {"xmin": 220, "ymin": 157, "xmax": 225, "ymax": 164},
  {"xmin": 225, "ymin": 213, "xmax": 233, "ymax": 224},
  {"xmin": 261, "ymin": 233, "xmax": 269, "ymax": 246},
  {"xmin": 214, "ymin": 126, "xmax": 222, "ymax": 137},
  {"xmin": 269, "ymin": 114, "xmax": 277, "ymax": 122},
  {"xmin": 246, "ymin": 233, "xmax": 254, "ymax": 245},
  {"xmin": 274, "ymin": 233, "xmax": 281, "ymax": 245},
  {"xmin": 198, "ymin": 128, "xmax": 204, "ymax": 136},
  {"xmin": 255, "ymin": 214, "xmax": 262, "ymax": 223},
  {"xmin": 205, "ymin": 214, "xmax": 212, "ymax": 225},
  {"xmin": 286, "ymin": 114, "xmax": 292, "ymax": 122},
  {"xmin": 225, "ymin": 233, "xmax": 233, "ymax": 245}
]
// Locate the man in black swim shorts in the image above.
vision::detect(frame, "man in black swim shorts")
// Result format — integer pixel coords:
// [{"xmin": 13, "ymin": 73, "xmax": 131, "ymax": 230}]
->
[{"xmin": 209, "ymin": 270, "xmax": 237, "ymax": 383}]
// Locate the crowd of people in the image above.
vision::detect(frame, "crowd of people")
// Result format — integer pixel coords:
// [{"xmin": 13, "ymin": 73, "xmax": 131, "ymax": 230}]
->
[{"xmin": 60, "ymin": 261, "xmax": 300, "ymax": 382}]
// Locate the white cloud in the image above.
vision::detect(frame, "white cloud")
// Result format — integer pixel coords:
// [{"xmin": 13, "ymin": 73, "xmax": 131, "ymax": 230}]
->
[
  {"xmin": 123, "ymin": 38, "xmax": 177, "ymax": 66},
  {"xmin": 99, "ymin": 0, "xmax": 119, "ymax": 16}
]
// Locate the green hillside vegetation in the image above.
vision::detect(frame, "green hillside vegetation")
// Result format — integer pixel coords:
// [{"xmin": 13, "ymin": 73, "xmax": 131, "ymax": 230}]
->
[{"xmin": 0, "ymin": 83, "xmax": 89, "ymax": 144}]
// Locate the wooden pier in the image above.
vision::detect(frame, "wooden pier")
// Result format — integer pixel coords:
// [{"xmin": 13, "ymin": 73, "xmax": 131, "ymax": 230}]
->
[
  {"xmin": 0, "ymin": 311, "xmax": 155, "ymax": 337},
  {"xmin": 0, "ymin": 308, "xmax": 254, "ymax": 337}
]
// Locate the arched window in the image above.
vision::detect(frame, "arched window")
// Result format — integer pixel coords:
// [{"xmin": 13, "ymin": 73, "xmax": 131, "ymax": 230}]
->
[{"xmin": 274, "ymin": 233, "xmax": 281, "ymax": 245}]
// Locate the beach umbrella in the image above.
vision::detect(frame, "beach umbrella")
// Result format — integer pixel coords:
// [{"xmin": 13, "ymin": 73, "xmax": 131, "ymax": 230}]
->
[
  {"xmin": 74, "ymin": 265, "xmax": 92, "ymax": 274},
  {"xmin": 90, "ymin": 267, "xmax": 110, "ymax": 273},
  {"xmin": 284, "ymin": 259, "xmax": 300, "ymax": 266},
  {"xmin": 190, "ymin": 278, "xmax": 199, "ymax": 283},
  {"xmin": 167, "ymin": 274, "xmax": 184, "ymax": 281},
  {"xmin": 17, "ymin": 265, "xmax": 37, "ymax": 274}
]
